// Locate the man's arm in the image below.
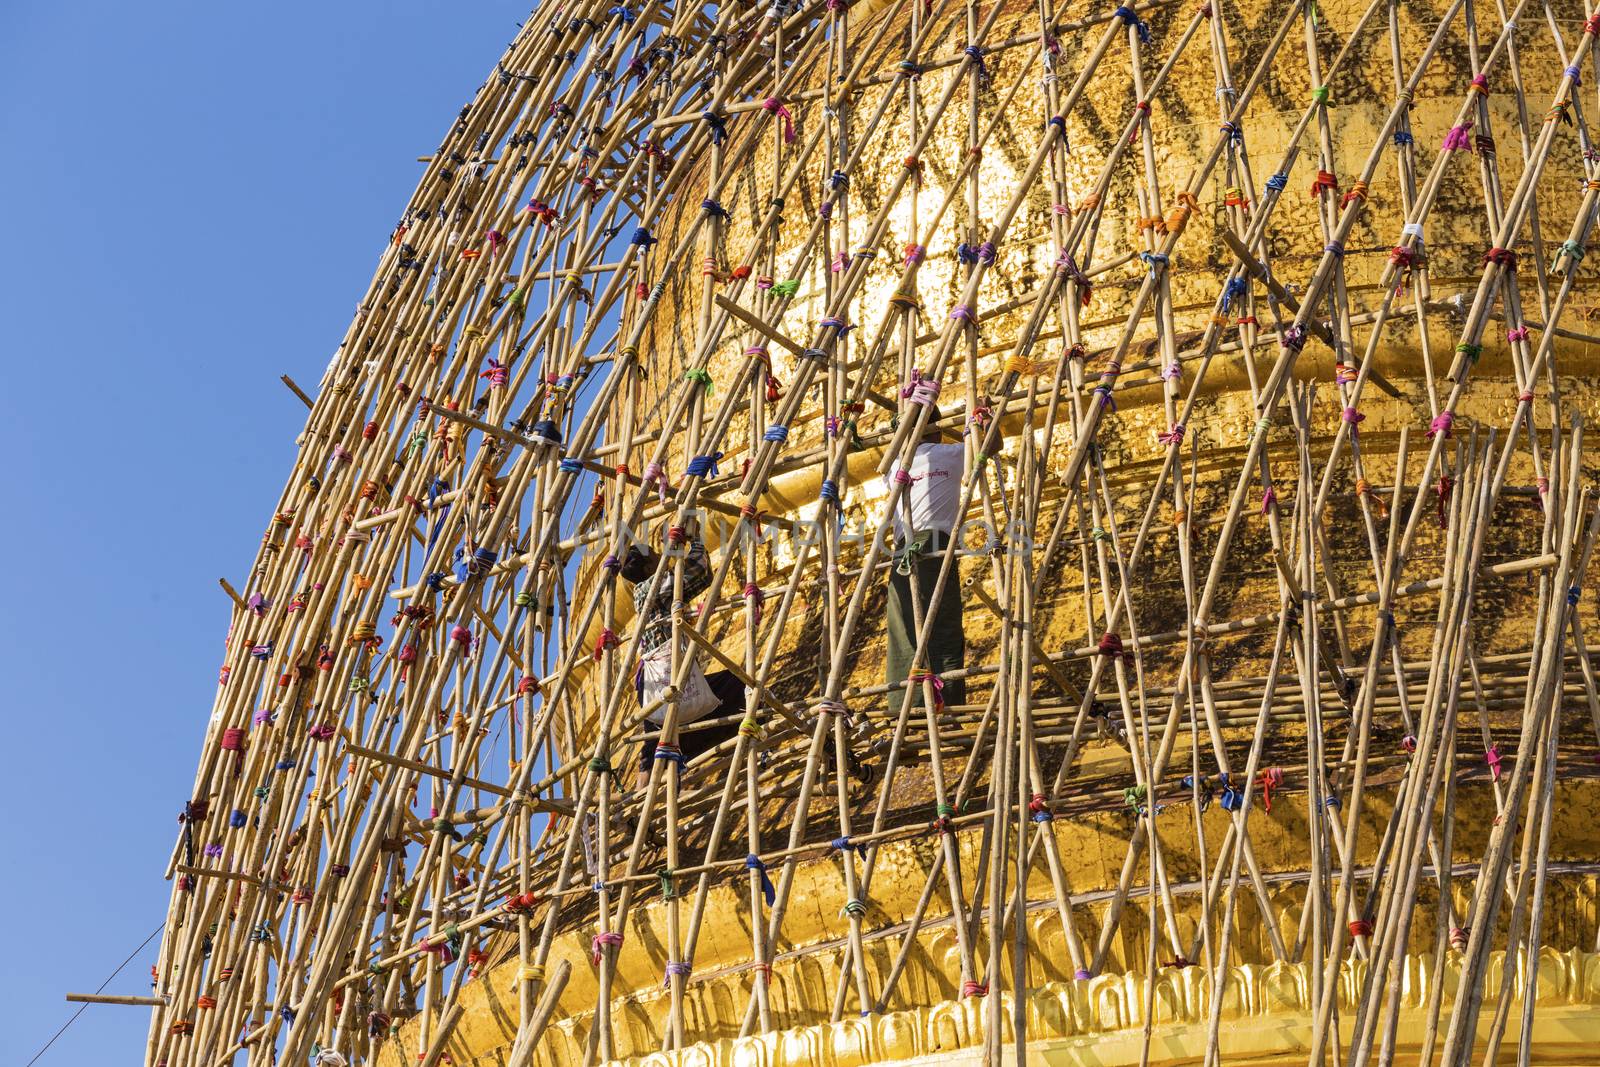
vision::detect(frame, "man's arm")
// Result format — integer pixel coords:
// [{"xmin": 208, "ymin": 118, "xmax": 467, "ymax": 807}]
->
[{"xmin": 678, "ymin": 540, "xmax": 713, "ymax": 600}]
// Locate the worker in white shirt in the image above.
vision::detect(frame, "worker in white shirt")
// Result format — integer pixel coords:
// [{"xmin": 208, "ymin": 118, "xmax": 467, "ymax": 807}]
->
[{"xmin": 885, "ymin": 407, "xmax": 967, "ymax": 714}]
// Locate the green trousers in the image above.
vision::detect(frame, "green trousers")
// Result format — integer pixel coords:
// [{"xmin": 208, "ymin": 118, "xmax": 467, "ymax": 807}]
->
[{"xmin": 886, "ymin": 530, "xmax": 966, "ymax": 715}]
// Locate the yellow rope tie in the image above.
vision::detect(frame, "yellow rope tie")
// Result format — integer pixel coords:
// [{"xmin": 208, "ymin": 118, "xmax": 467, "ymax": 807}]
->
[{"xmin": 1003, "ymin": 354, "xmax": 1051, "ymax": 376}]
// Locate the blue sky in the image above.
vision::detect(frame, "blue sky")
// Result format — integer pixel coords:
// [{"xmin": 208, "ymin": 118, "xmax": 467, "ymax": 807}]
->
[{"xmin": 0, "ymin": 3, "xmax": 521, "ymax": 1061}]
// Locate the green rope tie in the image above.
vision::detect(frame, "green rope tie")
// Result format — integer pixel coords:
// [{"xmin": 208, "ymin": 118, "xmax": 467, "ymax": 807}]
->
[
  {"xmin": 683, "ymin": 368, "xmax": 715, "ymax": 395},
  {"xmin": 253, "ymin": 786, "xmax": 270, "ymax": 800},
  {"xmin": 514, "ymin": 590, "xmax": 537, "ymax": 608},
  {"xmin": 508, "ymin": 287, "xmax": 527, "ymax": 310},
  {"xmin": 1092, "ymin": 526, "xmax": 1111, "ymax": 542},
  {"xmin": 1456, "ymin": 342, "xmax": 1483, "ymax": 364},
  {"xmin": 1123, "ymin": 784, "xmax": 1148, "ymax": 811},
  {"xmin": 1311, "ymin": 85, "xmax": 1330, "ymax": 106},
  {"xmin": 770, "ymin": 279, "xmax": 801, "ymax": 297},
  {"xmin": 1557, "ymin": 240, "xmax": 1586, "ymax": 271},
  {"xmin": 841, "ymin": 899, "xmax": 868, "ymax": 918},
  {"xmin": 739, "ymin": 716, "xmax": 765, "ymax": 740},
  {"xmin": 659, "ymin": 868, "xmax": 677, "ymax": 899},
  {"xmin": 588, "ymin": 755, "xmax": 612, "ymax": 776},
  {"xmin": 1251, "ymin": 415, "xmax": 1270, "ymax": 442},
  {"xmin": 936, "ymin": 803, "xmax": 956, "ymax": 817},
  {"xmin": 349, "ymin": 675, "xmax": 370, "ymax": 692}
]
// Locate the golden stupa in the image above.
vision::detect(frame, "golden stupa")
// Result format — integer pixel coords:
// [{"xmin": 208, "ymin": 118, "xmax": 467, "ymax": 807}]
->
[{"xmin": 145, "ymin": 0, "xmax": 1600, "ymax": 1064}]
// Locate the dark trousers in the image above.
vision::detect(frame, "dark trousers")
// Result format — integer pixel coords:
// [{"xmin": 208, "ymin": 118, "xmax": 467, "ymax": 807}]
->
[
  {"xmin": 637, "ymin": 670, "xmax": 744, "ymax": 771},
  {"xmin": 886, "ymin": 530, "xmax": 966, "ymax": 715}
]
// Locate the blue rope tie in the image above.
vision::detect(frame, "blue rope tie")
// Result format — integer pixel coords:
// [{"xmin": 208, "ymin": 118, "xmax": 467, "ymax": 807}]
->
[
  {"xmin": 685, "ymin": 452, "xmax": 723, "ymax": 478},
  {"xmin": 763, "ymin": 424, "xmax": 789, "ymax": 443},
  {"xmin": 558, "ymin": 458, "xmax": 584, "ymax": 474}
]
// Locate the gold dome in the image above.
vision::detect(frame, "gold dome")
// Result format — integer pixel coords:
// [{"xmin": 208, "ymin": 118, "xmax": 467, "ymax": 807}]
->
[{"xmin": 144, "ymin": 0, "xmax": 1600, "ymax": 1064}]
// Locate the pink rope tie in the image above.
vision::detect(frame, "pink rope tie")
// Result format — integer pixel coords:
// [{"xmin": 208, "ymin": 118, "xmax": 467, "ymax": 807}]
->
[
  {"xmin": 1507, "ymin": 326, "xmax": 1530, "ymax": 343},
  {"xmin": 591, "ymin": 931, "xmax": 624, "ymax": 965},
  {"xmin": 1426, "ymin": 410, "xmax": 1455, "ymax": 440},
  {"xmin": 900, "ymin": 368, "xmax": 942, "ymax": 406},
  {"xmin": 1261, "ymin": 485, "xmax": 1277, "ymax": 515},
  {"xmin": 744, "ymin": 583, "xmax": 765, "ymax": 626},
  {"xmin": 1441, "ymin": 121, "xmax": 1474, "ymax": 152},
  {"xmin": 1484, "ymin": 742, "xmax": 1503, "ymax": 781},
  {"xmin": 760, "ymin": 97, "xmax": 796, "ymax": 143},
  {"xmin": 1157, "ymin": 422, "xmax": 1185, "ymax": 445},
  {"xmin": 643, "ymin": 461, "xmax": 669, "ymax": 504},
  {"xmin": 906, "ymin": 671, "xmax": 945, "ymax": 709},
  {"xmin": 1342, "ymin": 407, "xmax": 1365, "ymax": 434}
]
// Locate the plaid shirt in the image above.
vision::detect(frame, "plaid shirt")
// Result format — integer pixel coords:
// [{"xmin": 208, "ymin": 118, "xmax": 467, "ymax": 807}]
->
[{"xmin": 632, "ymin": 541, "xmax": 712, "ymax": 657}]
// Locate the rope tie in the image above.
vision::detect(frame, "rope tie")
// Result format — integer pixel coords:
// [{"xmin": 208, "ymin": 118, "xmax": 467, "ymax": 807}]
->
[
  {"xmin": 1264, "ymin": 172, "xmax": 1288, "ymax": 193},
  {"xmin": 683, "ymin": 368, "xmax": 714, "ymax": 394},
  {"xmin": 901, "ymin": 368, "xmax": 942, "ymax": 405},
  {"xmin": 1029, "ymin": 793, "xmax": 1053, "ymax": 822},
  {"xmin": 1483, "ymin": 246, "xmax": 1518, "ymax": 270},
  {"xmin": 1340, "ymin": 180, "xmax": 1368, "ymax": 207},
  {"xmin": 1342, "ymin": 407, "xmax": 1365, "ymax": 433},
  {"xmin": 1470, "ymin": 73, "xmax": 1490, "ymax": 95},
  {"xmin": 962, "ymin": 980, "xmax": 989, "ymax": 997},
  {"xmin": 643, "ymin": 461, "xmax": 670, "ymax": 504},
  {"xmin": 1427, "ymin": 410, "xmax": 1455, "ymax": 440},
  {"xmin": 653, "ymin": 742, "xmax": 684, "ymax": 765},
  {"xmin": 592, "ymin": 628, "xmax": 619, "ymax": 660},
  {"xmin": 663, "ymin": 960, "xmax": 692, "ymax": 986},
  {"xmin": 840, "ymin": 898, "xmax": 868, "ymax": 918},
  {"xmin": 1113, "ymin": 5, "xmax": 1152, "ymax": 42},
  {"xmin": 814, "ymin": 698, "xmax": 851, "ymax": 720},
  {"xmin": 962, "ymin": 44, "xmax": 989, "ymax": 81},
  {"xmin": 685, "ymin": 452, "xmax": 722, "ymax": 478},
  {"xmin": 1140, "ymin": 251, "xmax": 1170, "ymax": 277},
  {"xmin": 591, "ymin": 931, "xmax": 624, "ymax": 965},
  {"xmin": 1157, "ymin": 422, "xmax": 1185, "ymax": 445},
  {"xmin": 1097, "ymin": 631, "xmax": 1124, "ymax": 658},
  {"xmin": 1261, "ymin": 485, "xmax": 1277, "ymax": 514},
  {"xmin": 906, "ymin": 670, "xmax": 946, "ymax": 709},
  {"xmin": 759, "ymin": 97, "xmax": 796, "ymax": 143},
  {"xmin": 1441, "ymin": 123, "xmax": 1473, "ymax": 156},
  {"xmin": 746, "ymin": 855, "xmax": 776, "ymax": 905},
  {"xmin": 1259, "ymin": 767, "xmax": 1283, "ymax": 811},
  {"xmin": 1355, "ymin": 478, "xmax": 1388, "ymax": 516},
  {"xmin": 1308, "ymin": 170, "xmax": 1338, "ymax": 199},
  {"xmin": 1435, "ymin": 474, "xmax": 1455, "ymax": 529},
  {"xmin": 1349, "ymin": 919, "xmax": 1374, "ymax": 937},
  {"xmin": 739, "ymin": 716, "xmax": 765, "ymax": 742}
]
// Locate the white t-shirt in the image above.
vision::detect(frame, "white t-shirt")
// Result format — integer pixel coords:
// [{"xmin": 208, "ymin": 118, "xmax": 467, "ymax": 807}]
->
[{"xmin": 888, "ymin": 442, "xmax": 966, "ymax": 539}]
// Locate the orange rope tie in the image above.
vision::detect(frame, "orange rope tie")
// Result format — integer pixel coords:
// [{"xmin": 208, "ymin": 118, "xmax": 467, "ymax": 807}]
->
[{"xmin": 1355, "ymin": 478, "xmax": 1388, "ymax": 517}]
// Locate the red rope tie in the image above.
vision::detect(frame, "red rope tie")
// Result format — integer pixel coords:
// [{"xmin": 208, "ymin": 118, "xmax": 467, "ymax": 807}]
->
[
  {"xmin": 1308, "ymin": 170, "xmax": 1338, "ymax": 199},
  {"xmin": 593, "ymin": 628, "xmax": 620, "ymax": 661},
  {"xmin": 961, "ymin": 980, "xmax": 989, "ymax": 997},
  {"xmin": 1435, "ymin": 474, "xmax": 1454, "ymax": 529},
  {"xmin": 1259, "ymin": 767, "xmax": 1283, "ymax": 811},
  {"xmin": 1349, "ymin": 919, "xmax": 1374, "ymax": 937},
  {"xmin": 740, "ymin": 503, "xmax": 765, "ymax": 542},
  {"xmin": 1483, "ymin": 246, "xmax": 1518, "ymax": 270},
  {"xmin": 503, "ymin": 891, "xmax": 541, "ymax": 914},
  {"xmin": 1097, "ymin": 631, "xmax": 1124, "ymax": 658}
]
